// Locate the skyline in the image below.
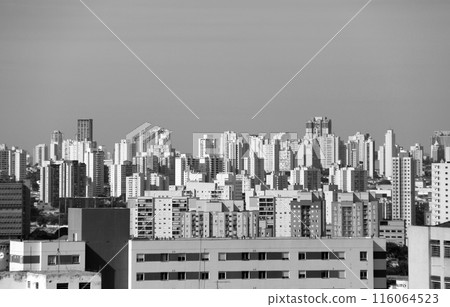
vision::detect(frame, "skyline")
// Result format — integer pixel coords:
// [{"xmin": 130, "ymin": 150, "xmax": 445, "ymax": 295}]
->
[{"xmin": 1, "ymin": 0, "xmax": 450, "ymax": 154}]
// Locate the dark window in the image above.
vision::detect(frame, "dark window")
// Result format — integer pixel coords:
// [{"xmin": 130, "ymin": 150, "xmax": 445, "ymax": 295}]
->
[
  {"xmin": 298, "ymin": 252, "xmax": 306, "ymax": 260},
  {"xmin": 79, "ymin": 283, "xmax": 90, "ymax": 289},
  {"xmin": 258, "ymin": 252, "xmax": 266, "ymax": 260},
  {"xmin": 360, "ymin": 251, "xmax": 367, "ymax": 261},
  {"xmin": 242, "ymin": 253, "xmax": 250, "ymax": 261},
  {"xmin": 200, "ymin": 272, "xmax": 209, "ymax": 280},
  {"xmin": 299, "ymin": 271, "xmax": 306, "ymax": 279},
  {"xmin": 321, "ymin": 271, "xmax": 329, "ymax": 279},
  {"xmin": 218, "ymin": 272, "xmax": 226, "ymax": 280},
  {"xmin": 136, "ymin": 273, "xmax": 144, "ymax": 281},
  {"xmin": 161, "ymin": 272, "xmax": 168, "ymax": 281},
  {"xmin": 56, "ymin": 283, "xmax": 69, "ymax": 289},
  {"xmin": 242, "ymin": 271, "xmax": 249, "ymax": 279},
  {"xmin": 360, "ymin": 270, "xmax": 368, "ymax": 280},
  {"xmin": 259, "ymin": 271, "xmax": 267, "ymax": 279},
  {"xmin": 321, "ymin": 252, "xmax": 329, "ymax": 260},
  {"xmin": 178, "ymin": 272, "xmax": 186, "ymax": 280}
]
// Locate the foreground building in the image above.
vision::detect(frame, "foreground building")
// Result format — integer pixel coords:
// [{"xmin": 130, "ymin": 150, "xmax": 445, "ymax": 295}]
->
[
  {"xmin": 0, "ymin": 271, "xmax": 101, "ymax": 289},
  {"xmin": 129, "ymin": 237, "xmax": 386, "ymax": 289},
  {"xmin": 0, "ymin": 183, "xmax": 30, "ymax": 240},
  {"xmin": 408, "ymin": 223, "xmax": 450, "ymax": 289}
]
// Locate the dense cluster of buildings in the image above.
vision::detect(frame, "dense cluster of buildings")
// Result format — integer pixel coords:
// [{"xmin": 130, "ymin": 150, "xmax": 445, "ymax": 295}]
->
[{"xmin": 1, "ymin": 117, "xmax": 450, "ymax": 289}]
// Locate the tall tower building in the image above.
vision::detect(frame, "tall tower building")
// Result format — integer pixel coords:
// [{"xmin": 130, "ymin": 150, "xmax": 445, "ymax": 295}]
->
[
  {"xmin": 34, "ymin": 144, "xmax": 48, "ymax": 167},
  {"xmin": 59, "ymin": 160, "xmax": 87, "ymax": 198},
  {"xmin": 305, "ymin": 117, "xmax": 332, "ymax": 139},
  {"xmin": 262, "ymin": 139, "xmax": 280, "ymax": 173},
  {"xmin": 410, "ymin": 143, "xmax": 424, "ymax": 177},
  {"xmin": 77, "ymin": 119, "xmax": 94, "ymax": 142},
  {"xmin": 430, "ymin": 162, "xmax": 450, "ymax": 225},
  {"xmin": 384, "ymin": 129, "xmax": 396, "ymax": 178},
  {"xmin": 431, "ymin": 131, "xmax": 450, "ymax": 162},
  {"xmin": 392, "ymin": 153, "xmax": 415, "ymax": 227},
  {"xmin": 114, "ymin": 139, "xmax": 131, "ymax": 165},
  {"xmin": 49, "ymin": 130, "xmax": 63, "ymax": 161}
]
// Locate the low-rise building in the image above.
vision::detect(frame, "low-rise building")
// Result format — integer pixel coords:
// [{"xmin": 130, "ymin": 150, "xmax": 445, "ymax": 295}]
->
[
  {"xmin": 0, "ymin": 271, "xmax": 101, "ymax": 289},
  {"xmin": 408, "ymin": 223, "xmax": 450, "ymax": 289},
  {"xmin": 129, "ymin": 237, "xmax": 386, "ymax": 289}
]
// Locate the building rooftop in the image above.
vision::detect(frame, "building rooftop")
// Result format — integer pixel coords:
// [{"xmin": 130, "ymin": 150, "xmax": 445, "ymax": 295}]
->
[{"xmin": 435, "ymin": 221, "xmax": 450, "ymax": 228}]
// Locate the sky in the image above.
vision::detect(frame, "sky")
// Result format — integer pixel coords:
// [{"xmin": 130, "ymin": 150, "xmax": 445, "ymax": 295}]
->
[{"xmin": 1, "ymin": 0, "xmax": 450, "ymax": 155}]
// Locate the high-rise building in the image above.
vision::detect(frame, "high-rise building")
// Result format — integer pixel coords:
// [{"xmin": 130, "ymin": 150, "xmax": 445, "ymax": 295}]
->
[
  {"xmin": 331, "ymin": 192, "xmax": 381, "ymax": 238},
  {"xmin": 126, "ymin": 173, "xmax": 145, "ymax": 201},
  {"xmin": 109, "ymin": 162, "xmax": 133, "ymax": 198},
  {"xmin": 289, "ymin": 167, "xmax": 321, "ymax": 191},
  {"xmin": 12, "ymin": 148, "xmax": 27, "ymax": 182},
  {"xmin": 126, "ymin": 122, "xmax": 171, "ymax": 158},
  {"xmin": 430, "ymin": 162, "xmax": 450, "ymax": 225},
  {"xmin": 59, "ymin": 160, "xmax": 87, "ymax": 198},
  {"xmin": 329, "ymin": 166, "xmax": 367, "ymax": 192},
  {"xmin": 410, "ymin": 143, "xmax": 424, "ymax": 177},
  {"xmin": 77, "ymin": 119, "xmax": 93, "ymax": 142},
  {"xmin": 431, "ymin": 131, "xmax": 450, "ymax": 162},
  {"xmin": 378, "ymin": 145, "xmax": 385, "ymax": 177},
  {"xmin": 50, "ymin": 130, "xmax": 63, "ymax": 161},
  {"xmin": 0, "ymin": 183, "xmax": 30, "ymax": 239},
  {"xmin": 279, "ymin": 148, "xmax": 294, "ymax": 171},
  {"xmin": 305, "ymin": 117, "xmax": 332, "ymax": 139},
  {"xmin": 34, "ymin": 144, "xmax": 48, "ymax": 167},
  {"xmin": 40, "ymin": 161, "xmax": 62, "ymax": 206},
  {"xmin": 346, "ymin": 132, "xmax": 375, "ymax": 178},
  {"xmin": 384, "ymin": 129, "xmax": 396, "ymax": 178},
  {"xmin": 114, "ymin": 139, "xmax": 131, "ymax": 165},
  {"xmin": 262, "ymin": 139, "xmax": 280, "ymax": 173},
  {"xmin": 84, "ymin": 149, "xmax": 105, "ymax": 197},
  {"xmin": 392, "ymin": 153, "xmax": 415, "ymax": 227}
]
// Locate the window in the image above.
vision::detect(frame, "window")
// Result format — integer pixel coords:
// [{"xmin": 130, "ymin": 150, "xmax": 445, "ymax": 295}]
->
[
  {"xmin": 160, "ymin": 272, "xmax": 168, "ymax": 281},
  {"xmin": 258, "ymin": 252, "xmax": 266, "ymax": 260},
  {"xmin": 201, "ymin": 253, "xmax": 209, "ymax": 261},
  {"xmin": 56, "ymin": 283, "xmax": 69, "ymax": 289},
  {"xmin": 298, "ymin": 252, "xmax": 306, "ymax": 260},
  {"xmin": 360, "ymin": 270, "xmax": 368, "ymax": 280},
  {"xmin": 281, "ymin": 271, "xmax": 289, "ymax": 279},
  {"xmin": 136, "ymin": 273, "xmax": 144, "ymax": 281},
  {"xmin": 218, "ymin": 272, "xmax": 226, "ymax": 280},
  {"xmin": 242, "ymin": 253, "xmax": 250, "ymax": 261},
  {"xmin": 444, "ymin": 241, "xmax": 450, "ymax": 258},
  {"xmin": 281, "ymin": 252, "xmax": 289, "ymax": 260},
  {"xmin": 136, "ymin": 254, "xmax": 145, "ymax": 262},
  {"xmin": 360, "ymin": 251, "xmax": 367, "ymax": 261},
  {"xmin": 27, "ymin": 281, "xmax": 31, "ymax": 288},
  {"xmin": 79, "ymin": 283, "xmax": 90, "ymax": 289},
  {"xmin": 321, "ymin": 271, "xmax": 329, "ymax": 279},
  {"xmin": 431, "ymin": 240, "xmax": 440, "ymax": 257},
  {"xmin": 200, "ymin": 272, "xmax": 209, "ymax": 280},
  {"xmin": 431, "ymin": 281, "xmax": 441, "ymax": 289},
  {"xmin": 48, "ymin": 255, "xmax": 57, "ymax": 265},
  {"xmin": 299, "ymin": 271, "xmax": 306, "ymax": 279},
  {"xmin": 218, "ymin": 253, "xmax": 226, "ymax": 261},
  {"xmin": 177, "ymin": 272, "xmax": 186, "ymax": 280},
  {"xmin": 72, "ymin": 255, "xmax": 80, "ymax": 264},
  {"xmin": 177, "ymin": 254, "xmax": 186, "ymax": 261},
  {"xmin": 161, "ymin": 253, "xmax": 169, "ymax": 262},
  {"xmin": 259, "ymin": 271, "xmax": 267, "ymax": 279},
  {"xmin": 35, "ymin": 283, "xmax": 39, "ymax": 289},
  {"xmin": 321, "ymin": 252, "xmax": 329, "ymax": 260},
  {"xmin": 242, "ymin": 271, "xmax": 249, "ymax": 279}
]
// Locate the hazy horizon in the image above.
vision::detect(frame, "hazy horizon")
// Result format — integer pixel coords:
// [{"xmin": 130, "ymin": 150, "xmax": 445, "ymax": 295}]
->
[{"xmin": 1, "ymin": 0, "xmax": 450, "ymax": 154}]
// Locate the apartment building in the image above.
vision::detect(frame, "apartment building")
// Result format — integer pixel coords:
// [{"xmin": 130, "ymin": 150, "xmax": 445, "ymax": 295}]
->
[{"xmin": 129, "ymin": 237, "xmax": 386, "ymax": 289}]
